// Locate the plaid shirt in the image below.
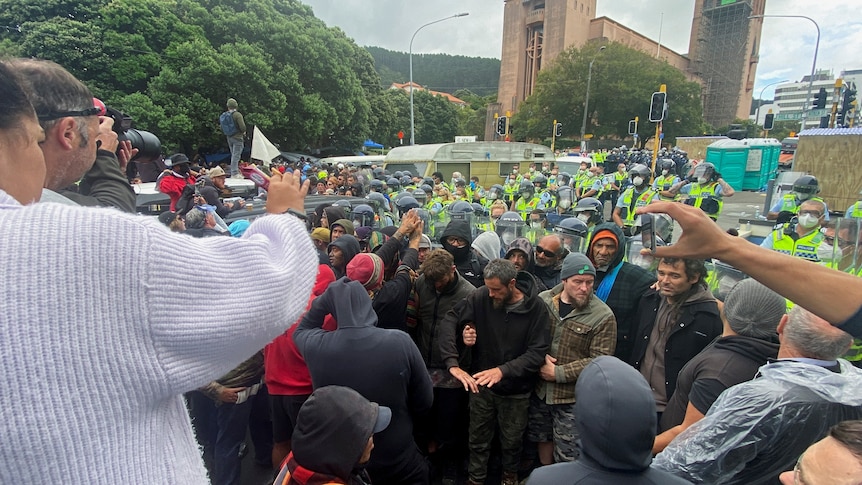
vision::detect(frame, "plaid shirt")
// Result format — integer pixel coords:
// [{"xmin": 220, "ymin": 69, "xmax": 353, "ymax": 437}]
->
[{"xmin": 536, "ymin": 284, "xmax": 617, "ymax": 404}]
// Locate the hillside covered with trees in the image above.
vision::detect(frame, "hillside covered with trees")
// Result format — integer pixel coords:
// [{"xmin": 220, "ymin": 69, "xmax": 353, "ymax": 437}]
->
[{"xmin": 367, "ymin": 46, "xmax": 500, "ymax": 97}]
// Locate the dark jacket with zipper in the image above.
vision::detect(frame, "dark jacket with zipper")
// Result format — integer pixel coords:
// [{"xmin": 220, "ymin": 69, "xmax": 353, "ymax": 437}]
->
[
  {"xmin": 413, "ymin": 270, "xmax": 476, "ymax": 370},
  {"xmin": 371, "ymin": 235, "xmax": 419, "ymax": 332},
  {"xmin": 439, "ymin": 271, "xmax": 550, "ymax": 396},
  {"xmin": 629, "ymin": 288, "xmax": 722, "ymax": 402},
  {"xmin": 586, "ymin": 223, "xmax": 657, "ymax": 363}
]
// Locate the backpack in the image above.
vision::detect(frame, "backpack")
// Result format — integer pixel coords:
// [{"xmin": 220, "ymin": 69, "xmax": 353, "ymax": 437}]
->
[{"xmin": 220, "ymin": 111, "xmax": 238, "ymax": 136}]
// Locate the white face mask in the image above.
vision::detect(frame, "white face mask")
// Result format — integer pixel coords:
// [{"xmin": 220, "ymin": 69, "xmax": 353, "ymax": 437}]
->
[
  {"xmin": 633, "ymin": 176, "xmax": 644, "ymax": 186},
  {"xmin": 577, "ymin": 213, "xmax": 591, "ymax": 223},
  {"xmin": 529, "ymin": 167, "xmax": 535, "ymax": 173},
  {"xmin": 661, "ymin": 169, "xmax": 669, "ymax": 176},
  {"xmin": 794, "ymin": 191, "xmax": 812, "ymax": 201},
  {"xmin": 817, "ymin": 243, "xmax": 836, "ymax": 261},
  {"xmin": 521, "ymin": 191, "xmax": 531, "ymax": 198},
  {"xmin": 697, "ymin": 176, "xmax": 708, "ymax": 184},
  {"xmin": 513, "ymin": 169, "xmax": 519, "ymax": 174},
  {"xmin": 558, "ymin": 199, "xmax": 572, "ymax": 210},
  {"xmin": 797, "ymin": 214, "xmax": 820, "ymax": 229},
  {"xmin": 530, "ymin": 221, "xmax": 543, "ymax": 230}
]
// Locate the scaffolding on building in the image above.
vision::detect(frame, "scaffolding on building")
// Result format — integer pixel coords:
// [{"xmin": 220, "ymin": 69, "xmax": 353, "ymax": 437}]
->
[{"xmin": 691, "ymin": 0, "xmax": 755, "ymax": 128}]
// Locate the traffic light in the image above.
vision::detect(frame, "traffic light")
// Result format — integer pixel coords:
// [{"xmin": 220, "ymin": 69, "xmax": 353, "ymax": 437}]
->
[
  {"xmin": 813, "ymin": 88, "xmax": 828, "ymax": 109},
  {"xmin": 628, "ymin": 119, "xmax": 637, "ymax": 135},
  {"xmin": 496, "ymin": 116, "xmax": 507, "ymax": 136},
  {"xmin": 763, "ymin": 113, "xmax": 775, "ymax": 131},
  {"xmin": 836, "ymin": 112, "xmax": 845, "ymax": 128},
  {"xmin": 842, "ymin": 87, "xmax": 857, "ymax": 114},
  {"xmin": 555, "ymin": 122, "xmax": 563, "ymax": 137},
  {"xmin": 649, "ymin": 92, "xmax": 667, "ymax": 122},
  {"xmin": 819, "ymin": 116, "xmax": 829, "ymax": 128}
]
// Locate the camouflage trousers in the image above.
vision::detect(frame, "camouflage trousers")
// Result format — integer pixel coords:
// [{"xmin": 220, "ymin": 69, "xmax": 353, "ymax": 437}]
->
[
  {"xmin": 527, "ymin": 393, "xmax": 578, "ymax": 463},
  {"xmin": 467, "ymin": 388, "xmax": 530, "ymax": 482}
]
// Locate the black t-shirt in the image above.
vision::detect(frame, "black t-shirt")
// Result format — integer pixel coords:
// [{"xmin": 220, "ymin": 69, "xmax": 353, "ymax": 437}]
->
[{"xmin": 559, "ymin": 300, "xmax": 573, "ymax": 319}]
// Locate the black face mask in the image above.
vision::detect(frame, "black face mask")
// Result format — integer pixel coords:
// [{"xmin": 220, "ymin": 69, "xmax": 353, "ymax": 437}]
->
[
  {"xmin": 443, "ymin": 241, "xmax": 471, "ymax": 263},
  {"xmin": 175, "ymin": 164, "xmax": 190, "ymax": 175}
]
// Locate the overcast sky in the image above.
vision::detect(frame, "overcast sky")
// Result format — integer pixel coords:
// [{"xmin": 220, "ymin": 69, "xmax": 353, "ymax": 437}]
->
[{"xmin": 302, "ymin": 0, "xmax": 861, "ymax": 100}]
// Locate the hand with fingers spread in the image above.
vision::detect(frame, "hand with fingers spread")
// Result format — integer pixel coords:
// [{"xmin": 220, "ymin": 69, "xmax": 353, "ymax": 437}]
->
[
  {"xmin": 116, "ymin": 139, "xmax": 137, "ymax": 172},
  {"xmin": 449, "ymin": 366, "xmax": 479, "ymax": 393}
]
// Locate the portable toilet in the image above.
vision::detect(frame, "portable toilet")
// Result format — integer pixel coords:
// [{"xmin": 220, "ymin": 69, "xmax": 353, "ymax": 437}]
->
[
  {"xmin": 705, "ymin": 139, "xmax": 748, "ymax": 191},
  {"xmin": 741, "ymin": 138, "xmax": 780, "ymax": 191}
]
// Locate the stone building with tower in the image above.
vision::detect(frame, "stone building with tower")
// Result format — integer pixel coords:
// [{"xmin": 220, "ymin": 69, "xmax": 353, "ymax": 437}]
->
[{"xmin": 488, "ymin": 0, "xmax": 765, "ymax": 139}]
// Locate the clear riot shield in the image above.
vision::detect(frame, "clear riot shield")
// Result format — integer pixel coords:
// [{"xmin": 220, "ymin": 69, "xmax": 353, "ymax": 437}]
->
[
  {"xmin": 706, "ymin": 260, "xmax": 749, "ymax": 301},
  {"xmin": 832, "ymin": 218, "xmax": 862, "ymax": 274}
]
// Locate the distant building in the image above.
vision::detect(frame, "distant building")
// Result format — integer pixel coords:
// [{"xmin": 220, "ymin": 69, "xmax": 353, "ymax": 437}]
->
[
  {"xmin": 774, "ymin": 71, "xmax": 837, "ymax": 130},
  {"xmin": 493, "ymin": 0, "xmax": 766, "ymax": 139},
  {"xmin": 389, "ymin": 82, "xmax": 467, "ymax": 107}
]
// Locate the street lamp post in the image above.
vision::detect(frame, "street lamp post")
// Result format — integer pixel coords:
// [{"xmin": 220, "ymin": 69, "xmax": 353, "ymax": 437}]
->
[
  {"xmin": 755, "ymin": 78, "xmax": 789, "ymax": 127},
  {"xmin": 750, "ymin": 15, "xmax": 819, "ymax": 131},
  {"xmin": 580, "ymin": 45, "xmax": 606, "ymax": 153},
  {"xmin": 409, "ymin": 12, "xmax": 469, "ymax": 146}
]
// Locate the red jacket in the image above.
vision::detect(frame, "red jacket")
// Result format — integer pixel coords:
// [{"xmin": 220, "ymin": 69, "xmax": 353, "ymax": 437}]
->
[
  {"xmin": 158, "ymin": 173, "xmax": 195, "ymax": 211},
  {"xmin": 265, "ymin": 264, "xmax": 336, "ymax": 395}
]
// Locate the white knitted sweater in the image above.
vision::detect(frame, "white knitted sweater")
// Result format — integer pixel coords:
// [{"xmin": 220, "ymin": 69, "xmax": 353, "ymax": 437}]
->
[{"xmin": 0, "ymin": 190, "xmax": 316, "ymax": 483}]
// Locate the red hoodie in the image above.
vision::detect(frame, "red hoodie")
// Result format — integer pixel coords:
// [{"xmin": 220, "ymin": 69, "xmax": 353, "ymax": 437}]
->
[{"xmin": 265, "ymin": 264, "xmax": 336, "ymax": 395}]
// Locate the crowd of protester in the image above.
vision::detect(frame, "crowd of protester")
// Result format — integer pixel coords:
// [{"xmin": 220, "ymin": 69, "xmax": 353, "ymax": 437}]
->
[{"xmin": 2, "ymin": 57, "xmax": 862, "ymax": 485}]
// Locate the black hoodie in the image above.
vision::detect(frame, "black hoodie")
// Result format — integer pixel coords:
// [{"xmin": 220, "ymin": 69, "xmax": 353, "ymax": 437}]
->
[
  {"xmin": 327, "ymin": 235, "xmax": 361, "ymax": 279},
  {"xmin": 527, "ymin": 356, "xmax": 691, "ymax": 485},
  {"xmin": 440, "ymin": 219, "xmax": 486, "ymax": 288},
  {"xmin": 293, "ymin": 278, "xmax": 433, "ymax": 483},
  {"xmin": 660, "ymin": 334, "xmax": 779, "ymax": 432},
  {"xmin": 586, "ymin": 222, "xmax": 657, "ymax": 362},
  {"xmin": 439, "ymin": 271, "xmax": 550, "ymax": 395}
]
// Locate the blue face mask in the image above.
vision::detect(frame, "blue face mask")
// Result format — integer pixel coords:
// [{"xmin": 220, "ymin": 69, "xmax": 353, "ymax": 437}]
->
[{"xmin": 470, "ymin": 181, "xmax": 477, "ymax": 190}]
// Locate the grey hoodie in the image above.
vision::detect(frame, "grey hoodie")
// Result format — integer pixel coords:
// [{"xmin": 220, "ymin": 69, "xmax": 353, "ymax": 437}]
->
[{"xmin": 526, "ymin": 356, "xmax": 690, "ymax": 485}]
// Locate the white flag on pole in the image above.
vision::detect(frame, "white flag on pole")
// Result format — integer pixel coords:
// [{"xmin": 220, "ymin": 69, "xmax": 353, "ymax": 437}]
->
[{"xmin": 251, "ymin": 126, "xmax": 281, "ymax": 167}]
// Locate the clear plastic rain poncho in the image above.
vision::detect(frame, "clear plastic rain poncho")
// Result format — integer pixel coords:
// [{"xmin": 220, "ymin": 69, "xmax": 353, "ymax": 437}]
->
[{"xmin": 652, "ymin": 360, "xmax": 862, "ymax": 484}]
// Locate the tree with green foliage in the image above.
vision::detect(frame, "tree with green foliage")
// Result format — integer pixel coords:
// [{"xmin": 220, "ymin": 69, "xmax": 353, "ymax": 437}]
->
[
  {"xmin": 512, "ymin": 41, "xmax": 706, "ymax": 148},
  {"xmin": 367, "ymin": 46, "xmax": 500, "ymax": 97},
  {"xmin": 0, "ymin": 0, "xmax": 378, "ymax": 154}
]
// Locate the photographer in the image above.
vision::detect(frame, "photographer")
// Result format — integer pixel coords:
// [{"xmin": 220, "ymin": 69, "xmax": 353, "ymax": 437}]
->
[{"xmin": 9, "ymin": 58, "xmax": 137, "ymax": 213}]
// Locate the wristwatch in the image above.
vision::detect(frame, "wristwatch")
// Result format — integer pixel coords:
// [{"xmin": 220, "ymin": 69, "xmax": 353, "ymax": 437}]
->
[{"xmin": 286, "ymin": 208, "xmax": 307, "ymax": 221}]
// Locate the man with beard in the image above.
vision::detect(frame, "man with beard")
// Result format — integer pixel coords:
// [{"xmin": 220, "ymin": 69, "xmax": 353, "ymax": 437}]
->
[
  {"xmin": 439, "ymin": 259, "xmax": 550, "ymax": 485},
  {"xmin": 533, "ymin": 234, "xmax": 565, "ymax": 290},
  {"xmin": 585, "ymin": 223, "xmax": 656, "ymax": 362},
  {"xmin": 629, "ymin": 257, "xmax": 722, "ymax": 422},
  {"xmin": 530, "ymin": 253, "xmax": 616, "ymax": 464}
]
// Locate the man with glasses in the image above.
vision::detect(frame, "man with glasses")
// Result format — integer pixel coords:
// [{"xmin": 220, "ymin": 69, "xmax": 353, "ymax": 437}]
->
[
  {"xmin": 778, "ymin": 420, "xmax": 862, "ymax": 485},
  {"xmin": 529, "ymin": 253, "xmax": 616, "ymax": 465},
  {"xmin": 10, "ymin": 58, "xmax": 136, "ymax": 212},
  {"xmin": 533, "ymin": 234, "xmax": 566, "ymax": 290},
  {"xmin": 761, "ymin": 200, "xmax": 827, "ymax": 262}
]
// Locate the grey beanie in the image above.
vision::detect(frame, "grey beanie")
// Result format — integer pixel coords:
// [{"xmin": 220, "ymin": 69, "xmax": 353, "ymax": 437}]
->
[
  {"xmin": 226, "ymin": 98, "xmax": 238, "ymax": 109},
  {"xmin": 724, "ymin": 279, "xmax": 785, "ymax": 339},
  {"xmin": 560, "ymin": 252, "xmax": 596, "ymax": 280}
]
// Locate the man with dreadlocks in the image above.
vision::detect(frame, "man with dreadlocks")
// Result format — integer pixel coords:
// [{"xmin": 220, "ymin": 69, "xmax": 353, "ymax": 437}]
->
[{"xmin": 628, "ymin": 257, "xmax": 722, "ymax": 422}]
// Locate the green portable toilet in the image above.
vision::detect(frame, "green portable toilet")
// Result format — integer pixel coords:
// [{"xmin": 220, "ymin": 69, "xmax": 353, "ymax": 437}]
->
[
  {"xmin": 741, "ymin": 138, "xmax": 781, "ymax": 191},
  {"xmin": 705, "ymin": 139, "xmax": 748, "ymax": 191}
]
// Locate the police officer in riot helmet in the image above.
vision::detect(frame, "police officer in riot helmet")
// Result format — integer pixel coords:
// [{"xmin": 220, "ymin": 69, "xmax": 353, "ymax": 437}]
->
[
  {"xmin": 556, "ymin": 186, "xmax": 576, "ymax": 213},
  {"xmin": 352, "ymin": 204, "xmax": 376, "ymax": 229},
  {"xmin": 496, "ymin": 211, "xmax": 525, "ymax": 248},
  {"xmin": 395, "ymin": 195, "xmax": 421, "ymax": 218},
  {"xmin": 574, "ymin": 197, "xmax": 604, "ymax": 227},
  {"xmin": 767, "ymin": 174, "xmax": 829, "ymax": 223},
  {"xmin": 669, "ymin": 162, "xmax": 734, "ymax": 221},
  {"xmin": 386, "ymin": 177, "xmax": 401, "ymax": 194},
  {"xmin": 412, "ymin": 189, "xmax": 427, "ymax": 207},
  {"xmin": 372, "ymin": 167, "xmax": 385, "ymax": 180},
  {"xmin": 556, "ymin": 172, "xmax": 572, "ymax": 188},
  {"xmin": 486, "ymin": 184, "xmax": 505, "ymax": 204},
  {"xmin": 533, "ymin": 173, "xmax": 548, "ymax": 190},
  {"xmin": 553, "ymin": 217, "xmax": 589, "ymax": 254},
  {"xmin": 369, "ymin": 179, "xmax": 384, "ymax": 193}
]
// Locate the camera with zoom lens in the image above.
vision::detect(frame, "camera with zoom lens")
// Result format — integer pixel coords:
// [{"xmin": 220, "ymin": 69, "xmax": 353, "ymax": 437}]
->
[{"xmin": 94, "ymin": 98, "xmax": 161, "ymax": 164}]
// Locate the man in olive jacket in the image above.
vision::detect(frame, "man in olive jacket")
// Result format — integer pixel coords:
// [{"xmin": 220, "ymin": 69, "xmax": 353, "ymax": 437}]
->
[
  {"xmin": 530, "ymin": 253, "xmax": 617, "ymax": 464},
  {"xmin": 439, "ymin": 259, "xmax": 550, "ymax": 485}
]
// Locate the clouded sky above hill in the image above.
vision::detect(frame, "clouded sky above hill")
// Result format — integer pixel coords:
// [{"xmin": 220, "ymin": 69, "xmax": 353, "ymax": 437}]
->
[{"xmin": 302, "ymin": 0, "xmax": 861, "ymax": 99}]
